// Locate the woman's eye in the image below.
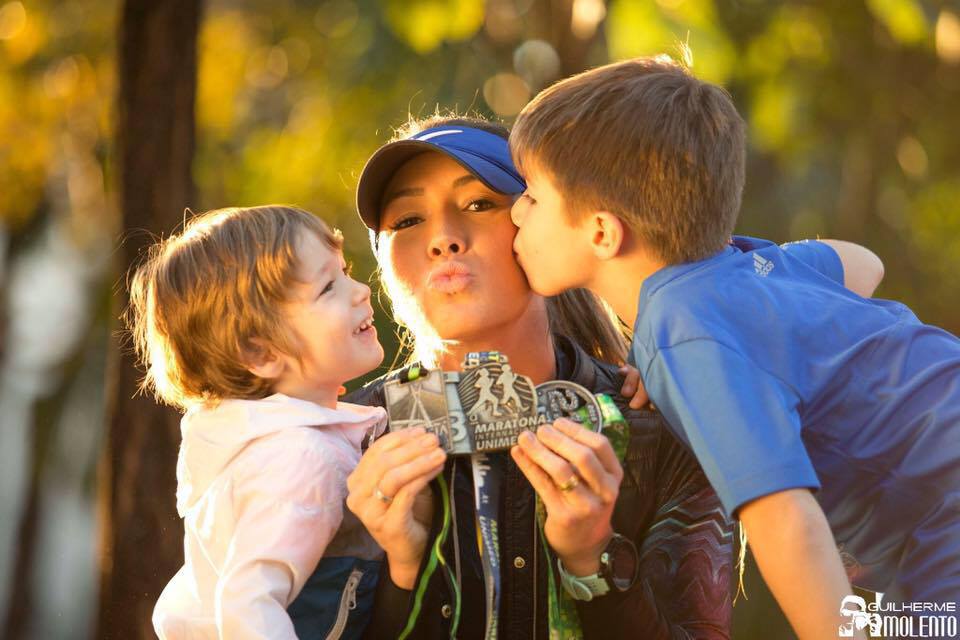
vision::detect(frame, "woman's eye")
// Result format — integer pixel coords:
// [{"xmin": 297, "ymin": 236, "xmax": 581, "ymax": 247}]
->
[
  {"xmin": 465, "ymin": 198, "xmax": 496, "ymax": 212},
  {"xmin": 388, "ymin": 215, "xmax": 422, "ymax": 231}
]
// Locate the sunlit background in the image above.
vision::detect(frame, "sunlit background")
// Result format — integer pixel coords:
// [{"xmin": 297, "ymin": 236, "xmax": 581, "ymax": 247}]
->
[{"xmin": 1, "ymin": 0, "xmax": 958, "ymax": 638}]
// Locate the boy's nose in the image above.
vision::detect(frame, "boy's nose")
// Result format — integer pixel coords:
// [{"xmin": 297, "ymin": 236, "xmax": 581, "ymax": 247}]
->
[{"xmin": 510, "ymin": 197, "xmax": 526, "ymax": 227}]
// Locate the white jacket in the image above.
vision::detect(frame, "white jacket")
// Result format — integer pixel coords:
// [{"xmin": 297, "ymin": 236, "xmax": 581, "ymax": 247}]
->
[{"xmin": 152, "ymin": 394, "xmax": 387, "ymax": 640}]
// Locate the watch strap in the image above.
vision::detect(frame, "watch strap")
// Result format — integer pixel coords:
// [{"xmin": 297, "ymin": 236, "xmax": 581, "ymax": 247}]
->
[{"xmin": 557, "ymin": 558, "xmax": 610, "ymax": 602}]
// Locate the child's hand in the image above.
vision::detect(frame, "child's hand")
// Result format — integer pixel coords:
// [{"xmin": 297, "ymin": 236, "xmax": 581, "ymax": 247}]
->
[{"xmin": 618, "ymin": 364, "xmax": 651, "ymax": 409}]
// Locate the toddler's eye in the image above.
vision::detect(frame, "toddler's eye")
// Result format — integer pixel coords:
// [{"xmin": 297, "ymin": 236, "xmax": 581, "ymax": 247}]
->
[
  {"xmin": 317, "ymin": 280, "xmax": 334, "ymax": 299},
  {"xmin": 523, "ymin": 193, "xmax": 537, "ymax": 206}
]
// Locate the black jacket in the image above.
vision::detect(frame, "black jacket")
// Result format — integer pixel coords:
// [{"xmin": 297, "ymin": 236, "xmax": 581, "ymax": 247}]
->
[{"xmin": 347, "ymin": 336, "xmax": 733, "ymax": 639}]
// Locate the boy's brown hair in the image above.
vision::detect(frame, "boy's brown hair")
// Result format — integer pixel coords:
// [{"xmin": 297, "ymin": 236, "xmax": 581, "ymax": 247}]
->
[
  {"xmin": 510, "ymin": 56, "xmax": 746, "ymax": 264},
  {"xmin": 127, "ymin": 205, "xmax": 341, "ymax": 409}
]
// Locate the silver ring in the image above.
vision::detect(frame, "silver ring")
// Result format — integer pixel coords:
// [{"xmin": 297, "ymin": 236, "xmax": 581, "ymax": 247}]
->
[
  {"xmin": 557, "ymin": 474, "xmax": 580, "ymax": 493},
  {"xmin": 373, "ymin": 485, "xmax": 394, "ymax": 505}
]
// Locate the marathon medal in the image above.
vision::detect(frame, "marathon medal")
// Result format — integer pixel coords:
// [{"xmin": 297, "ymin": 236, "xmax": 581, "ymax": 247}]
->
[
  {"xmin": 383, "ymin": 366, "xmax": 457, "ymax": 449},
  {"xmin": 457, "ymin": 352, "xmax": 541, "ymax": 452},
  {"xmin": 384, "ymin": 353, "xmax": 608, "ymax": 454}
]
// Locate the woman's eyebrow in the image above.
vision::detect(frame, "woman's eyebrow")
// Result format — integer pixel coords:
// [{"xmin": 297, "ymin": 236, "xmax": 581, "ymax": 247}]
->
[
  {"xmin": 382, "ymin": 186, "xmax": 423, "ymax": 209},
  {"xmin": 452, "ymin": 174, "xmax": 478, "ymax": 188},
  {"xmin": 382, "ymin": 174, "xmax": 480, "ymax": 210}
]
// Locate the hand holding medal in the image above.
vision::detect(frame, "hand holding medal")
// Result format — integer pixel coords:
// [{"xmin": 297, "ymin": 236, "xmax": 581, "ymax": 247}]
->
[
  {"xmin": 345, "ymin": 426, "xmax": 446, "ymax": 589},
  {"xmin": 511, "ymin": 417, "xmax": 624, "ymax": 577}
]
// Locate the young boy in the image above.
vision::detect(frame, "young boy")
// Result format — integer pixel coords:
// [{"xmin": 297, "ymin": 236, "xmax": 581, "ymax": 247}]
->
[
  {"xmin": 509, "ymin": 57, "xmax": 960, "ymax": 639},
  {"xmin": 129, "ymin": 206, "xmax": 421, "ymax": 639}
]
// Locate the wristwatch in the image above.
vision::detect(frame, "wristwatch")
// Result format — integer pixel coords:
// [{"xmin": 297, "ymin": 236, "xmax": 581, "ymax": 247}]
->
[{"xmin": 557, "ymin": 533, "xmax": 639, "ymax": 602}]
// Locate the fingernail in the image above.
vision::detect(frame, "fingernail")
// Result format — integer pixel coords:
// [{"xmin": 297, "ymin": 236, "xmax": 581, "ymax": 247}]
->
[
  {"xmin": 410, "ymin": 426, "xmax": 425, "ymax": 436},
  {"xmin": 430, "ymin": 449, "xmax": 445, "ymax": 461},
  {"xmin": 419, "ymin": 432, "xmax": 438, "ymax": 447},
  {"xmin": 539, "ymin": 425, "xmax": 555, "ymax": 437},
  {"xmin": 519, "ymin": 431, "xmax": 534, "ymax": 445}
]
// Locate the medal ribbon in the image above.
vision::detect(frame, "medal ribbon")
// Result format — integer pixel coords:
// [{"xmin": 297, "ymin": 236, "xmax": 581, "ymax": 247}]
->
[{"xmin": 471, "ymin": 451, "xmax": 506, "ymax": 640}]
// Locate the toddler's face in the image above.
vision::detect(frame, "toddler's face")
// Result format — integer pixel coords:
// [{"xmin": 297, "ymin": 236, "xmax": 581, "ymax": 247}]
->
[
  {"xmin": 510, "ymin": 165, "xmax": 593, "ymax": 296},
  {"xmin": 278, "ymin": 231, "xmax": 384, "ymax": 397}
]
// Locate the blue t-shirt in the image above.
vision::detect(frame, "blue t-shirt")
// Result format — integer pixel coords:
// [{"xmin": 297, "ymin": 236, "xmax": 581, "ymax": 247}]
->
[{"xmin": 630, "ymin": 236, "xmax": 960, "ymax": 591}]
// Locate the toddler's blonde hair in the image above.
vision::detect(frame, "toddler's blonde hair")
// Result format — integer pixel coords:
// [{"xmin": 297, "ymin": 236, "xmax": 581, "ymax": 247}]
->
[{"xmin": 127, "ymin": 205, "xmax": 341, "ymax": 409}]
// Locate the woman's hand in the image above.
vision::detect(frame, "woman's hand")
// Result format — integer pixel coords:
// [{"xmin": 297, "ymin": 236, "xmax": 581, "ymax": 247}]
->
[
  {"xmin": 618, "ymin": 364, "xmax": 650, "ymax": 409},
  {"xmin": 346, "ymin": 427, "xmax": 447, "ymax": 589},
  {"xmin": 510, "ymin": 418, "xmax": 624, "ymax": 576}
]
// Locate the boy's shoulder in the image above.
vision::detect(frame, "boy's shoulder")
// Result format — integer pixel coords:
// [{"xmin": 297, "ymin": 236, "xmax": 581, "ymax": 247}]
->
[{"xmin": 636, "ymin": 236, "xmax": 842, "ymax": 348}]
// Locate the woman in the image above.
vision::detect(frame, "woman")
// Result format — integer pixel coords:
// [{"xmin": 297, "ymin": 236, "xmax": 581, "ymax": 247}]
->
[{"xmin": 343, "ymin": 115, "xmax": 734, "ymax": 639}]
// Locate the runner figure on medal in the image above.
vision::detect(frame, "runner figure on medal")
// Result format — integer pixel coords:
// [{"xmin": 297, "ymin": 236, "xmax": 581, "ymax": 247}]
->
[
  {"xmin": 496, "ymin": 364, "xmax": 524, "ymax": 414},
  {"xmin": 470, "ymin": 368, "xmax": 501, "ymax": 417}
]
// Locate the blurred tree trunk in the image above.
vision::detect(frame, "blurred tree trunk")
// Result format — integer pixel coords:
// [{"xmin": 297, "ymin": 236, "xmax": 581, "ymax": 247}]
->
[
  {"xmin": 529, "ymin": 0, "xmax": 608, "ymax": 76},
  {"xmin": 97, "ymin": 0, "xmax": 201, "ymax": 637}
]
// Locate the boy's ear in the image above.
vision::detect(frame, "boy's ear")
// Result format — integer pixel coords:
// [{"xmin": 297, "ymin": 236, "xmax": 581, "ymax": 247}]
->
[
  {"xmin": 587, "ymin": 211, "xmax": 626, "ymax": 261},
  {"xmin": 243, "ymin": 338, "xmax": 285, "ymax": 380}
]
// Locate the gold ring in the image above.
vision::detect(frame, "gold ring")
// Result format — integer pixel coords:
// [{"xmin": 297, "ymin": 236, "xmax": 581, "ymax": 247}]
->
[
  {"xmin": 373, "ymin": 485, "xmax": 394, "ymax": 505},
  {"xmin": 557, "ymin": 474, "xmax": 580, "ymax": 492}
]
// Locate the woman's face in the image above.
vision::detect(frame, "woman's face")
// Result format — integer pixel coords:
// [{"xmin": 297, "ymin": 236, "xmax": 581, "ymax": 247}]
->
[{"xmin": 376, "ymin": 151, "xmax": 538, "ymax": 343}]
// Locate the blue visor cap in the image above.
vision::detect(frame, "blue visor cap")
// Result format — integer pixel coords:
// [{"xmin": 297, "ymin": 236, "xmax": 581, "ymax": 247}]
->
[{"xmin": 356, "ymin": 126, "xmax": 526, "ymax": 231}]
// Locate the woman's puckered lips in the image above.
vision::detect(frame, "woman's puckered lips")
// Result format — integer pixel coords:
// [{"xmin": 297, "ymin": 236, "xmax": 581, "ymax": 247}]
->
[{"xmin": 426, "ymin": 261, "xmax": 473, "ymax": 294}]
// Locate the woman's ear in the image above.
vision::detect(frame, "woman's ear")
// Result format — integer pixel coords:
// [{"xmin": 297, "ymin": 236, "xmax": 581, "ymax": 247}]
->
[
  {"xmin": 243, "ymin": 338, "xmax": 285, "ymax": 380},
  {"xmin": 588, "ymin": 211, "xmax": 626, "ymax": 261}
]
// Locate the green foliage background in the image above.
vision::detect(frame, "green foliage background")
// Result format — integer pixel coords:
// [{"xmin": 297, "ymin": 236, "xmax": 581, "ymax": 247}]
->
[{"xmin": 3, "ymin": 0, "xmax": 959, "ymax": 352}]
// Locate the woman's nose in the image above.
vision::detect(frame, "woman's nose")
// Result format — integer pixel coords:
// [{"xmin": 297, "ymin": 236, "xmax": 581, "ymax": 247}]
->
[
  {"xmin": 429, "ymin": 236, "xmax": 461, "ymax": 257},
  {"xmin": 428, "ymin": 217, "xmax": 465, "ymax": 257}
]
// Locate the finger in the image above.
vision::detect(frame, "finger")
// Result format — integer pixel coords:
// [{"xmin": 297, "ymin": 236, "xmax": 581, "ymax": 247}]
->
[
  {"xmin": 510, "ymin": 444, "xmax": 564, "ymax": 509},
  {"xmin": 619, "ymin": 366, "xmax": 639, "ymax": 398},
  {"xmin": 386, "ymin": 461, "xmax": 444, "ymax": 521},
  {"xmin": 367, "ymin": 426, "xmax": 426, "ymax": 455},
  {"xmin": 552, "ymin": 419, "xmax": 623, "ymax": 483},
  {"xmin": 536, "ymin": 424, "xmax": 617, "ymax": 503},
  {"xmin": 350, "ymin": 428, "xmax": 424, "ymax": 491},
  {"xmin": 516, "ymin": 430, "xmax": 579, "ymax": 488},
  {"xmin": 351, "ymin": 431, "xmax": 441, "ymax": 495},
  {"xmin": 378, "ymin": 446, "xmax": 447, "ymax": 498},
  {"xmin": 630, "ymin": 381, "xmax": 649, "ymax": 408}
]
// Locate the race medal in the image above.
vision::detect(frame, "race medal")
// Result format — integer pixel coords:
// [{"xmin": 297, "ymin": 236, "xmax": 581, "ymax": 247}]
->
[
  {"xmin": 534, "ymin": 380, "xmax": 604, "ymax": 431},
  {"xmin": 457, "ymin": 353, "xmax": 542, "ymax": 452},
  {"xmin": 383, "ymin": 367, "xmax": 457, "ymax": 450},
  {"xmin": 383, "ymin": 356, "xmax": 606, "ymax": 456}
]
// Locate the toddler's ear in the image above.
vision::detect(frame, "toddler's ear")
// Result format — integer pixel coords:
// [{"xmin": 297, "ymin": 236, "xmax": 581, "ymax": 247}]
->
[
  {"xmin": 588, "ymin": 211, "xmax": 625, "ymax": 261},
  {"xmin": 243, "ymin": 338, "xmax": 285, "ymax": 380}
]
